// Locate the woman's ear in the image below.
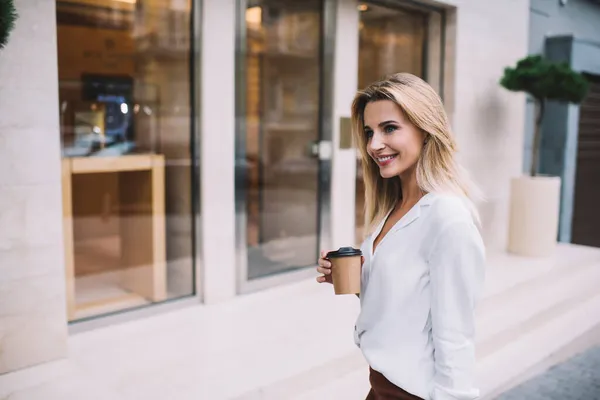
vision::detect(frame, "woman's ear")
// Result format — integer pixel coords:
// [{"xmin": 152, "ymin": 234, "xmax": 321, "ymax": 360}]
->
[{"xmin": 421, "ymin": 129, "xmax": 429, "ymax": 145}]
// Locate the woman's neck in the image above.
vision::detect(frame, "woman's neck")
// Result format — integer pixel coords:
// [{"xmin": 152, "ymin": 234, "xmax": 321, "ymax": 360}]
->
[{"xmin": 398, "ymin": 168, "xmax": 424, "ymax": 207}]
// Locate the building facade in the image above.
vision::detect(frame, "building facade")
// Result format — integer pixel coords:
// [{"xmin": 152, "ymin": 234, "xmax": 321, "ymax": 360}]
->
[
  {"xmin": 526, "ymin": 0, "xmax": 600, "ymax": 248},
  {"xmin": 0, "ymin": 0, "xmax": 529, "ymax": 375}
]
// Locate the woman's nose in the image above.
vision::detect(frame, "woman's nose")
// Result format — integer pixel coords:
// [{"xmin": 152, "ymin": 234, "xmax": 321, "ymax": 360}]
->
[{"xmin": 368, "ymin": 133, "xmax": 385, "ymax": 152}]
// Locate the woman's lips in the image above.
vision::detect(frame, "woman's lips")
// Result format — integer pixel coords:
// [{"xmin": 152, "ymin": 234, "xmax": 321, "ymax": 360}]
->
[{"xmin": 376, "ymin": 154, "xmax": 398, "ymax": 166}]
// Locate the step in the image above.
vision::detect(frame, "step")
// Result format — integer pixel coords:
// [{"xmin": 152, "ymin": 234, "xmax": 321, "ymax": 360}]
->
[
  {"xmin": 264, "ymin": 252, "xmax": 600, "ymax": 399},
  {"xmin": 478, "ymin": 292, "xmax": 600, "ymax": 398},
  {"xmin": 484, "ymin": 323, "xmax": 600, "ymax": 399},
  {"xmin": 476, "ymin": 261, "xmax": 600, "ymax": 351},
  {"xmin": 4, "ymin": 246, "xmax": 599, "ymax": 400},
  {"xmin": 228, "ymin": 245, "xmax": 600, "ymax": 399},
  {"xmin": 291, "ymin": 368, "xmax": 370, "ymax": 400},
  {"xmin": 232, "ymin": 351, "xmax": 367, "ymax": 400},
  {"xmin": 67, "ymin": 279, "xmax": 363, "ymax": 400},
  {"xmin": 284, "ymin": 291, "xmax": 600, "ymax": 400},
  {"xmin": 481, "ymin": 244, "xmax": 600, "ymax": 299}
]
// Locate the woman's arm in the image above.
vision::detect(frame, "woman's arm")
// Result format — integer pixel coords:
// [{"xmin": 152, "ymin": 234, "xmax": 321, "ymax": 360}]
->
[{"xmin": 428, "ymin": 220, "xmax": 486, "ymax": 400}]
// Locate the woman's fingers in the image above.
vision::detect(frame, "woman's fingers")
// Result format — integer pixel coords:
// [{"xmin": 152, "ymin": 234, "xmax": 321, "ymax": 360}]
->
[
  {"xmin": 317, "ymin": 250, "xmax": 335, "ymax": 284},
  {"xmin": 317, "ymin": 266, "xmax": 331, "ymax": 275},
  {"xmin": 319, "ymin": 258, "xmax": 331, "ymax": 268}
]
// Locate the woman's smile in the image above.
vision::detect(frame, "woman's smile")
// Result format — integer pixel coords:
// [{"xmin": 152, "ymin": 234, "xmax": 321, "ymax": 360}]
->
[{"xmin": 375, "ymin": 154, "xmax": 398, "ymax": 167}]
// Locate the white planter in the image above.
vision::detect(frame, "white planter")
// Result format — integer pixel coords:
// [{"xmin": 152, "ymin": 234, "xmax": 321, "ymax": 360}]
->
[{"xmin": 507, "ymin": 176, "xmax": 561, "ymax": 257}]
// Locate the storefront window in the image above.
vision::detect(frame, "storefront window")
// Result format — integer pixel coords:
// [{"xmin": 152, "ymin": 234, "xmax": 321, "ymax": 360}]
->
[
  {"xmin": 236, "ymin": 0, "xmax": 324, "ymax": 282},
  {"xmin": 56, "ymin": 0, "xmax": 196, "ymax": 321}
]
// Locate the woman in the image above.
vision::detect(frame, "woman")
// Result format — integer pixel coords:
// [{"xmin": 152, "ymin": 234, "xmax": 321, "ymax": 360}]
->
[{"xmin": 316, "ymin": 73, "xmax": 485, "ymax": 400}]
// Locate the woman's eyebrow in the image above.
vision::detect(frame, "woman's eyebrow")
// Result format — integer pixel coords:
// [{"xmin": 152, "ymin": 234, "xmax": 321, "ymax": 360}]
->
[{"xmin": 364, "ymin": 120, "xmax": 398, "ymax": 130}]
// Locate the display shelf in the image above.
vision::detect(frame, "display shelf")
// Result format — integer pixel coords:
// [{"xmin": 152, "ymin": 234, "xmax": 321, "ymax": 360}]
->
[{"xmin": 62, "ymin": 154, "xmax": 166, "ymax": 321}]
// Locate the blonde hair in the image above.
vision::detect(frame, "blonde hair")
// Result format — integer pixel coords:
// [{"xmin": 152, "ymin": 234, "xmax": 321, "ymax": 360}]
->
[{"xmin": 351, "ymin": 73, "xmax": 482, "ymax": 235}]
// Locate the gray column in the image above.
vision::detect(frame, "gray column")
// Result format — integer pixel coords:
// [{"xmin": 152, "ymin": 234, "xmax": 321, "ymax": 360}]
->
[{"xmin": 0, "ymin": 0, "xmax": 68, "ymax": 374}]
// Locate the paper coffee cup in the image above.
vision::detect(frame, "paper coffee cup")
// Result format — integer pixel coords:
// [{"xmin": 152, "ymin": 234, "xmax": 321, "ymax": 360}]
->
[{"xmin": 326, "ymin": 247, "xmax": 362, "ymax": 295}]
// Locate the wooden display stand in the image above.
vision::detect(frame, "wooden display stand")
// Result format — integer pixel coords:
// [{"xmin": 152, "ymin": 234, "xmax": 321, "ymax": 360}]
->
[{"xmin": 62, "ymin": 154, "xmax": 166, "ymax": 321}]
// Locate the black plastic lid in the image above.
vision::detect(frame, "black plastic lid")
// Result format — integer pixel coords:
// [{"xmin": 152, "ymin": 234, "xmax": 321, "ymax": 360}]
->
[{"xmin": 326, "ymin": 247, "xmax": 362, "ymax": 258}]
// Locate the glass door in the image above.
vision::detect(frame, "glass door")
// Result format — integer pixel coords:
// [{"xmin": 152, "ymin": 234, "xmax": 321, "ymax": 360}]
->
[
  {"xmin": 236, "ymin": 0, "xmax": 325, "ymax": 287},
  {"xmin": 358, "ymin": 2, "xmax": 428, "ymax": 88}
]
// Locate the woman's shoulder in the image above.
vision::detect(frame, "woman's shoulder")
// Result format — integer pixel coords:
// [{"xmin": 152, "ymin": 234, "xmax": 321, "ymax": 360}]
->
[
  {"xmin": 425, "ymin": 192, "xmax": 477, "ymax": 228},
  {"xmin": 424, "ymin": 193, "xmax": 485, "ymax": 254}
]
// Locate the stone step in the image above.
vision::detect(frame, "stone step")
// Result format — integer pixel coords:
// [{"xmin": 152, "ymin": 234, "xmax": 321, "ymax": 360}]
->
[
  {"xmin": 485, "ymin": 324, "xmax": 600, "ymax": 399},
  {"xmin": 476, "ymin": 261, "xmax": 600, "ymax": 350},
  {"xmin": 481, "ymin": 244, "xmax": 600, "ymax": 299},
  {"xmin": 215, "ymin": 245, "xmax": 600, "ymax": 399},
  {"xmin": 287, "ymin": 291, "xmax": 600, "ymax": 400},
  {"xmin": 276, "ymin": 257, "xmax": 600, "ymax": 399},
  {"xmin": 478, "ymin": 292, "xmax": 600, "ymax": 398}
]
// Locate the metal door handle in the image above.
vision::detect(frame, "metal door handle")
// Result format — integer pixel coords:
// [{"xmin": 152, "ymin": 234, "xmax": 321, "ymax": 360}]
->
[{"xmin": 309, "ymin": 140, "xmax": 333, "ymax": 160}]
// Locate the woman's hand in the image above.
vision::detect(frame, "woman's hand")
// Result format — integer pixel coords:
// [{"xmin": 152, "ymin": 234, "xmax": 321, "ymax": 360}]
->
[
  {"xmin": 316, "ymin": 250, "xmax": 365, "ymax": 284},
  {"xmin": 316, "ymin": 250, "xmax": 333, "ymax": 284}
]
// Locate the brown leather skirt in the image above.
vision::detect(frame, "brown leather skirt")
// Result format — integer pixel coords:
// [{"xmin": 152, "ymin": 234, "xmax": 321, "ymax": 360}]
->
[{"xmin": 366, "ymin": 368, "xmax": 424, "ymax": 400}]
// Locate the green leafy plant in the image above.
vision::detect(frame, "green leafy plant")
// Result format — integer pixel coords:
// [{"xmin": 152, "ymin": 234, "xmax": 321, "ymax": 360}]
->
[
  {"xmin": 500, "ymin": 55, "xmax": 589, "ymax": 176},
  {"xmin": 0, "ymin": 0, "xmax": 17, "ymax": 50}
]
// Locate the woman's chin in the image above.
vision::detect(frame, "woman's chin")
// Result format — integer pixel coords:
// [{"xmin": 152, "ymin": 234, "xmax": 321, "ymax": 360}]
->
[{"xmin": 379, "ymin": 169, "xmax": 400, "ymax": 179}]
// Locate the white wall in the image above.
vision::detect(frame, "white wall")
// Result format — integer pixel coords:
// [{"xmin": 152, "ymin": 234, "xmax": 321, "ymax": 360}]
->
[
  {"xmin": 441, "ymin": 0, "xmax": 530, "ymax": 250},
  {"xmin": 199, "ymin": 0, "xmax": 237, "ymax": 303},
  {"xmin": 0, "ymin": 0, "xmax": 68, "ymax": 373},
  {"xmin": 330, "ymin": 0, "xmax": 360, "ymax": 250}
]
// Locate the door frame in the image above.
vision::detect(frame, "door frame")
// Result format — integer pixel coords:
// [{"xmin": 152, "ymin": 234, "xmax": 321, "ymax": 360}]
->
[
  {"xmin": 234, "ymin": 0, "xmax": 335, "ymax": 294},
  {"xmin": 359, "ymin": 0, "xmax": 447, "ymax": 97}
]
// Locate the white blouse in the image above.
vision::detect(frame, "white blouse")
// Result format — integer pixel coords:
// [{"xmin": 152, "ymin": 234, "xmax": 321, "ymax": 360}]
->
[{"xmin": 355, "ymin": 192, "xmax": 486, "ymax": 400}]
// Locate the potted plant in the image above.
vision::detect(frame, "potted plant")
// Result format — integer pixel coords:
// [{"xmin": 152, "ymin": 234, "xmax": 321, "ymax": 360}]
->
[
  {"xmin": 500, "ymin": 55, "xmax": 588, "ymax": 256},
  {"xmin": 0, "ymin": 0, "xmax": 17, "ymax": 50}
]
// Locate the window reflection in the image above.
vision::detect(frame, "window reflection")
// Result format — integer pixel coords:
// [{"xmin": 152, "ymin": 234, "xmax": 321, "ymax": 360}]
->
[
  {"xmin": 241, "ymin": 0, "xmax": 323, "ymax": 280},
  {"xmin": 56, "ymin": 0, "xmax": 195, "ymax": 321}
]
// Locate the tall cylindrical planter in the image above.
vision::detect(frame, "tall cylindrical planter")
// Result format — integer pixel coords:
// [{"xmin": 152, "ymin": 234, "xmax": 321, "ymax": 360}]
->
[{"xmin": 507, "ymin": 176, "xmax": 561, "ymax": 257}]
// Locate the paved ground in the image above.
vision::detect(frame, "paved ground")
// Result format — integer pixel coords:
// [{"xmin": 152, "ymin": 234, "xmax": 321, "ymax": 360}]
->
[
  {"xmin": 2, "ymin": 245, "xmax": 599, "ymax": 400},
  {"xmin": 497, "ymin": 346, "xmax": 600, "ymax": 400}
]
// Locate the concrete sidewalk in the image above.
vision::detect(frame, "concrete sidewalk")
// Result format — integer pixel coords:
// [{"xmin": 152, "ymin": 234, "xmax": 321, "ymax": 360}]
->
[
  {"xmin": 0, "ymin": 278, "xmax": 363, "ymax": 400},
  {"xmin": 497, "ymin": 345, "xmax": 600, "ymax": 400}
]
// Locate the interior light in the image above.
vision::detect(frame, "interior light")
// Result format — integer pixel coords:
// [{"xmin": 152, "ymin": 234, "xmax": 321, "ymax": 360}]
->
[
  {"xmin": 358, "ymin": 4, "xmax": 368, "ymax": 11},
  {"xmin": 246, "ymin": 6, "xmax": 262, "ymax": 25}
]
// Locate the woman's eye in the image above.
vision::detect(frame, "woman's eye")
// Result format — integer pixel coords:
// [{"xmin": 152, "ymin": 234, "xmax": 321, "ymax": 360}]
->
[
  {"xmin": 365, "ymin": 130, "xmax": 374, "ymax": 138},
  {"xmin": 384, "ymin": 125, "xmax": 397, "ymax": 134}
]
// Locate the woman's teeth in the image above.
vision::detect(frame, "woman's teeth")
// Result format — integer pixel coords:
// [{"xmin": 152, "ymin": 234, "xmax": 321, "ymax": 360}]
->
[{"xmin": 377, "ymin": 155, "xmax": 396, "ymax": 162}]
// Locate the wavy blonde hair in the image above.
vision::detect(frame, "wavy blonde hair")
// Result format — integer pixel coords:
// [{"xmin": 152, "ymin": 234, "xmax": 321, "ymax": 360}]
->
[{"xmin": 352, "ymin": 73, "xmax": 482, "ymax": 235}]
